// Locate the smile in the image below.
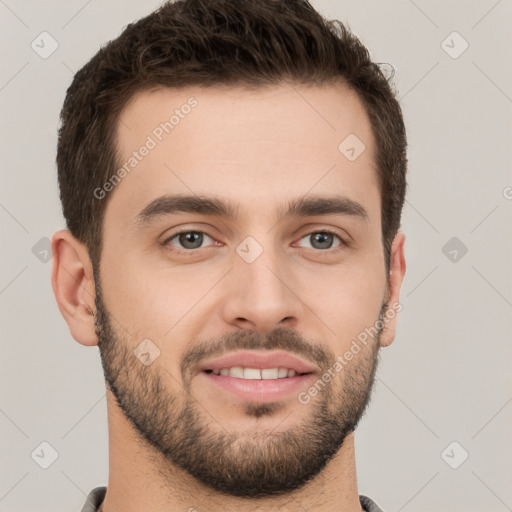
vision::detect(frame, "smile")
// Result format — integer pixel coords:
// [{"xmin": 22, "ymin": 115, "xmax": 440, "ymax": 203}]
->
[{"xmin": 203, "ymin": 367, "xmax": 310, "ymax": 379}]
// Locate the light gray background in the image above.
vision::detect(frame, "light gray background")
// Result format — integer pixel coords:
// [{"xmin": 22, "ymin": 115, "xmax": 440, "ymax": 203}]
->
[{"xmin": 1, "ymin": 1, "xmax": 511, "ymax": 511}]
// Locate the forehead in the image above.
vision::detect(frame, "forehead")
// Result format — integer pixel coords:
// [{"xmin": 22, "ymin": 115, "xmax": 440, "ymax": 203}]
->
[{"xmin": 107, "ymin": 83, "xmax": 380, "ymax": 229}]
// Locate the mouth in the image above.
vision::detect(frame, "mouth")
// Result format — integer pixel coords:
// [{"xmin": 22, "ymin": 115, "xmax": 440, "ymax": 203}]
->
[
  {"xmin": 202, "ymin": 367, "xmax": 311, "ymax": 379},
  {"xmin": 196, "ymin": 351, "xmax": 317, "ymax": 402}
]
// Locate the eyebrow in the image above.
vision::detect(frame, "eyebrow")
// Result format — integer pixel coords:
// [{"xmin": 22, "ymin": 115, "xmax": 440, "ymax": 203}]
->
[{"xmin": 135, "ymin": 193, "xmax": 369, "ymax": 226}]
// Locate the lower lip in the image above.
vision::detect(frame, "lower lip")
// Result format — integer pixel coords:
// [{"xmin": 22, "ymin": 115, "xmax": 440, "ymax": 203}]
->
[{"xmin": 199, "ymin": 371, "xmax": 316, "ymax": 402}]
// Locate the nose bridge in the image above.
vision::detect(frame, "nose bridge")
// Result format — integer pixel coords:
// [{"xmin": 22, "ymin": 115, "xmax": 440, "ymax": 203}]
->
[{"xmin": 223, "ymin": 233, "xmax": 302, "ymax": 331}]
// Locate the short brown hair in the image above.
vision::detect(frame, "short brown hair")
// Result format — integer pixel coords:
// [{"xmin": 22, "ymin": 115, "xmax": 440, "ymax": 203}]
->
[{"xmin": 57, "ymin": 0, "xmax": 407, "ymax": 274}]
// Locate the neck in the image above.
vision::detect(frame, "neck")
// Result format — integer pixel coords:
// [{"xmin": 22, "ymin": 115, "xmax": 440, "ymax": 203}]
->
[{"xmin": 100, "ymin": 392, "xmax": 363, "ymax": 512}]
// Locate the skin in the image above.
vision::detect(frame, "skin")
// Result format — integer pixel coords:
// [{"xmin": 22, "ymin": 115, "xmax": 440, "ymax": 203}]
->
[{"xmin": 52, "ymin": 83, "xmax": 406, "ymax": 512}]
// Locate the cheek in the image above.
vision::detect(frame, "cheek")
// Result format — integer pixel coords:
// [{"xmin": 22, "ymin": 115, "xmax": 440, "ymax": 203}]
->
[
  {"xmin": 294, "ymin": 262, "xmax": 385, "ymax": 346},
  {"xmin": 99, "ymin": 247, "xmax": 216, "ymax": 341},
  {"xmin": 98, "ymin": 247, "xmax": 162, "ymax": 337}
]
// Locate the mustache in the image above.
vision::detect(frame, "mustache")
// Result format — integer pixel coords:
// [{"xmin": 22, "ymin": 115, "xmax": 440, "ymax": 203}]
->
[{"xmin": 180, "ymin": 326, "xmax": 334, "ymax": 380}]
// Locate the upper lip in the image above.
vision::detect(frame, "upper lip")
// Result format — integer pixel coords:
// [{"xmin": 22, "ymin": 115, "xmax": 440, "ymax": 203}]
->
[{"xmin": 197, "ymin": 350, "xmax": 317, "ymax": 375}]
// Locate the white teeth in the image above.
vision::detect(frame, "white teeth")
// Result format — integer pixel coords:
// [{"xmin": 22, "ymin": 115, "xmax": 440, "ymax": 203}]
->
[
  {"xmin": 229, "ymin": 366, "xmax": 244, "ymax": 378},
  {"xmin": 243, "ymin": 368, "xmax": 261, "ymax": 379},
  {"xmin": 261, "ymin": 368, "xmax": 279, "ymax": 379},
  {"xmin": 278, "ymin": 367, "xmax": 288, "ymax": 378},
  {"xmin": 210, "ymin": 367, "xmax": 303, "ymax": 379}
]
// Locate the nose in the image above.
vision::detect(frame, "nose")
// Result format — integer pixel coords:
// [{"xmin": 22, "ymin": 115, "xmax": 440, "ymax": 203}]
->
[{"xmin": 220, "ymin": 241, "xmax": 303, "ymax": 333}]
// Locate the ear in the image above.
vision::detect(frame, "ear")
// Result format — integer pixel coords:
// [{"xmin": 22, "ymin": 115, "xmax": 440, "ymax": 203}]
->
[
  {"xmin": 379, "ymin": 230, "xmax": 406, "ymax": 348},
  {"xmin": 51, "ymin": 230, "xmax": 98, "ymax": 346}
]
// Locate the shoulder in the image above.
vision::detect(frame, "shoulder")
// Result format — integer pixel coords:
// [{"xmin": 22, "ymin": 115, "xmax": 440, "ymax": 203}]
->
[
  {"xmin": 360, "ymin": 494, "xmax": 385, "ymax": 512},
  {"xmin": 81, "ymin": 486, "xmax": 107, "ymax": 512}
]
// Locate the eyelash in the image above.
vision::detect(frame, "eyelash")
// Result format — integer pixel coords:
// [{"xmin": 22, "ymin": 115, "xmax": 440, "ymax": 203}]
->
[{"xmin": 162, "ymin": 228, "xmax": 348, "ymax": 254}]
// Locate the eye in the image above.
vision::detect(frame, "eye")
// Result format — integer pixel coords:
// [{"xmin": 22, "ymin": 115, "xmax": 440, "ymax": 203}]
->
[
  {"xmin": 165, "ymin": 231, "xmax": 215, "ymax": 250},
  {"xmin": 162, "ymin": 229, "xmax": 346, "ymax": 254},
  {"xmin": 296, "ymin": 230, "xmax": 345, "ymax": 250}
]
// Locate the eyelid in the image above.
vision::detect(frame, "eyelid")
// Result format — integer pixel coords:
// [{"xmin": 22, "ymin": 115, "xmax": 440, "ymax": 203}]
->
[
  {"xmin": 161, "ymin": 225, "xmax": 349, "ymax": 255},
  {"xmin": 293, "ymin": 228, "xmax": 348, "ymax": 249},
  {"xmin": 162, "ymin": 228, "xmax": 219, "ymax": 251},
  {"xmin": 160, "ymin": 223, "xmax": 219, "ymax": 241}
]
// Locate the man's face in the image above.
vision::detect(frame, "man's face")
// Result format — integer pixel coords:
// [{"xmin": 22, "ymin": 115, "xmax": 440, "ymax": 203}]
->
[{"xmin": 94, "ymin": 83, "xmax": 391, "ymax": 496}]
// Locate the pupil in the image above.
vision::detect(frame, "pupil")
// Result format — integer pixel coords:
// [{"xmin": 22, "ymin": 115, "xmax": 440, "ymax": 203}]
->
[
  {"xmin": 180, "ymin": 232, "xmax": 203, "ymax": 249},
  {"xmin": 312, "ymin": 232, "xmax": 332, "ymax": 249}
]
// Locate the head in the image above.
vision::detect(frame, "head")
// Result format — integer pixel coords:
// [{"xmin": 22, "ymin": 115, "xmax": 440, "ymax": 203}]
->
[{"xmin": 52, "ymin": 0, "xmax": 407, "ymax": 499}]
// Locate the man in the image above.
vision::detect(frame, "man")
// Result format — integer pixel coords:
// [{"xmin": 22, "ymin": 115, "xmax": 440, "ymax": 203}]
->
[{"xmin": 51, "ymin": 0, "xmax": 407, "ymax": 510}]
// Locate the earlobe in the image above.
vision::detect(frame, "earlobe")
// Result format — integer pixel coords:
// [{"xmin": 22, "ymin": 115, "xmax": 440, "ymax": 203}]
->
[
  {"xmin": 379, "ymin": 230, "xmax": 406, "ymax": 348},
  {"xmin": 51, "ymin": 230, "xmax": 98, "ymax": 346}
]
